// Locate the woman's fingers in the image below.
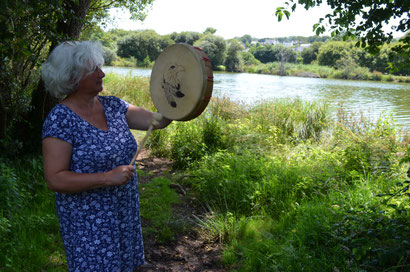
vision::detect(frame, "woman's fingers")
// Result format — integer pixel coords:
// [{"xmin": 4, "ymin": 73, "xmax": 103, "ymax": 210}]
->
[{"xmin": 109, "ymin": 165, "xmax": 135, "ymax": 185}]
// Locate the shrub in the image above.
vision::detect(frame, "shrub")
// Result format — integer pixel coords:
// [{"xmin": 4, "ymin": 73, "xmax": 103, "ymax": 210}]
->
[{"xmin": 102, "ymin": 46, "xmax": 117, "ymax": 66}]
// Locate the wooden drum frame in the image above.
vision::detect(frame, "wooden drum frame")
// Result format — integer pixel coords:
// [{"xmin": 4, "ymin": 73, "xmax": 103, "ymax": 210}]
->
[{"xmin": 150, "ymin": 43, "xmax": 214, "ymax": 121}]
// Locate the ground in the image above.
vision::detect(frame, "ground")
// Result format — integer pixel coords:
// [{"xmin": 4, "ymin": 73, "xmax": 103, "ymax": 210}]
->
[{"xmin": 135, "ymin": 149, "xmax": 226, "ymax": 272}]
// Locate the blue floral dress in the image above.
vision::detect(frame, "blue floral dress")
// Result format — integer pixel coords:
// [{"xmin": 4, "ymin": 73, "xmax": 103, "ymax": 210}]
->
[{"xmin": 42, "ymin": 96, "xmax": 145, "ymax": 272}]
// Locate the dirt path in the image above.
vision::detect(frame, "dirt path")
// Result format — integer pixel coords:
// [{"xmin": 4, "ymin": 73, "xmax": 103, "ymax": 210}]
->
[{"xmin": 135, "ymin": 150, "xmax": 226, "ymax": 272}]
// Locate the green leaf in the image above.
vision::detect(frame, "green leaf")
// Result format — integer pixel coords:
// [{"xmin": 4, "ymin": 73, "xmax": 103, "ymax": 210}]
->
[
  {"xmin": 275, "ymin": 8, "xmax": 284, "ymax": 22},
  {"xmin": 283, "ymin": 10, "xmax": 291, "ymax": 20}
]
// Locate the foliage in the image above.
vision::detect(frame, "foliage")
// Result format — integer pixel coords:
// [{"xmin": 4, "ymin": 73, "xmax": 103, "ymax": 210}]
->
[
  {"xmin": 275, "ymin": 0, "xmax": 409, "ymax": 51},
  {"xmin": 186, "ymin": 108, "xmax": 408, "ymax": 271},
  {"xmin": 203, "ymin": 27, "xmax": 217, "ymax": 35},
  {"xmin": 300, "ymin": 42, "xmax": 322, "ymax": 64},
  {"xmin": 224, "ymin": 39, "xmax": 244, "ymax": 72},
  {"xmin": 240, "ymin": 51, "xmax": 261, "ymax": 66},
  {"xmin": 0, "ymin": 157, "xmax": 65, "ymax": 271},
  {"xmin": 117, "ymin": 30, "xmax": 174, "ymax": 64},
  {"xmin": 250, "ymin": 44, "xmax": 297, "ymax": 66},
  {"xmin": 335, "ymin": 109, "xmax": 403, "ymax": 180},
  {"xmin": 275, "ymin": 0, "xmax": 410, "ymax": 72},
  {"xmin": 250, "ymin": 44, "xmax": 277, "ymax": 63},
  {"xmin": 194, "ymin": 34, "xmax": 227, "ymax": 70},
  {"xmin": 169, "ymin": 31, "xmax": 202, "ymax": 45},
  {"xmin": 102, "ymin": 46, "xmax": 118, "ymax": 65},
  {"xmin": 0, "ymin": 0, "xmax": 59, "ymax": 154},
  {"xmin": 237, "ymin": 34, "xmax": 253, "ymax": 45},
  {"xmin": 317, "ymin": 41, "xmax": 351, "ymax": 67},
  {"xmin": 1, "ymin": 0, "xmax": 155, "ymax": 155}
]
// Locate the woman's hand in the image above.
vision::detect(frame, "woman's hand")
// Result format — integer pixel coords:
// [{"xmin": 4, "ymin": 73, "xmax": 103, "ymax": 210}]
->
[
  {"xmin": 126, "ymin": 105, "xmax": 172, "ymax": 130},
  {"xmin": 43, "ymin": 137, "xmax": 136, "ymax": 193},
  {"xmin": 106, "ymin": 165, "xmax": 135, "ymax": 186}
]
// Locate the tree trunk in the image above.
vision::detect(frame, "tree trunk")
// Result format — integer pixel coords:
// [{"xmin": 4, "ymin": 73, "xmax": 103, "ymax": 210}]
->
[{"xmin": 25, "ymin": 0, "xmax": 93, "ymax": 153}]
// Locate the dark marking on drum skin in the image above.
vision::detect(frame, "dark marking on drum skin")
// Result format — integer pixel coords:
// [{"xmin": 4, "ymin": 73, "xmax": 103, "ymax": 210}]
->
[{"xmin": 161, "ymin": 65, "xmax": 185, "ymax": 108}]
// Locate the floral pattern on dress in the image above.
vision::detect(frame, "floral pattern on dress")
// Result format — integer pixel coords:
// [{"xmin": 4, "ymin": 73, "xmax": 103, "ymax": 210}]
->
[{"xmin": 42, "ymin": 96, "xmax": 144, "ymax": 272}]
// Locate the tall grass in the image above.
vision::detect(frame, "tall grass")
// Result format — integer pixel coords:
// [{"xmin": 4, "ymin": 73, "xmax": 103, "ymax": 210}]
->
[
  {"xmin": 139, "ymin": 176, "xmax": 184, "ymax": 243},
  {"xmin": 4, "ymin": 73, "xmax": 407, "ymax": 271},
  {"xmin": 102, "ymin": 74, "xmax": 410, "ymax": 271},
  {"xmin": 134, "ymin": 74, "xmax": 407, "ymax": 271},
  {"xmin": 102, "ymin": 71, "xmax": 154, "ymax": 111},
  {"xmin": 0, "ymin": 157, "xmax": 66, "ymax": 271},
  {"xmin": 184, "ymin": 110, "xmax": 409, "ymax": 271}
]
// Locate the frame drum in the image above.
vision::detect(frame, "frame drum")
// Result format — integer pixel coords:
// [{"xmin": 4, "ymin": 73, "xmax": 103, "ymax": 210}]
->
[{"xmin": 150, "ymin": 43, "xmax": 213, "ymax": 121}]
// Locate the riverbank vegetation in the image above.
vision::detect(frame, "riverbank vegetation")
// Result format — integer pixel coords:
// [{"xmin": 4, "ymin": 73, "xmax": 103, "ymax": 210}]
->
[
  {"xmin": 1, "ymin": 0, "xmax": 409, "ymax": 270},
  {"xmin": 1, "ymin": 73, "xmax": 409, "ymax": 270},
  {"xmin": 2, "ymin": 0, "xmax": 409, "ymax": 158},
  {"xmin": 86, "ymin": 27, "xmax": 409, "ymax": 83},
  {"xmin": 105, "ymin": 73, "xmax": 410, "ymax": 271}
]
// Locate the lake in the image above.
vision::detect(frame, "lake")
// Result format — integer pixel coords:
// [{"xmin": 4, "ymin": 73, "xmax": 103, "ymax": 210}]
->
[{"xmin": 103, "ymin": 66, "xmax": 410, "ymax": 130}]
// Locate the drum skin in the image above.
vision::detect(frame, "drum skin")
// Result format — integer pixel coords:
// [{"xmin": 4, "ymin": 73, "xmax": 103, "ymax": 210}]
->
[{"xmin": 150, "ymin": 43, "xmax": 213, "ymax": 121}]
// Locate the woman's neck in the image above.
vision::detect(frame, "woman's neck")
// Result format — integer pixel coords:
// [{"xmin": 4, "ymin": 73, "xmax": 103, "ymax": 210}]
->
[{"xmin": 63, "ymin": 91, "xmax": 99, "ymax": 111}]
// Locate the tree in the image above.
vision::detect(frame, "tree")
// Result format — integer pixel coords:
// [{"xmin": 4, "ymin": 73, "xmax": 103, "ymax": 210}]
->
[
  {"xmin": 301, "ymin": 42, "xmax": 323, "ymax": 64},
  {"xmin": 275, "ymin": 0, "xmax": 409, "ymax": 72},
  {"xmin": 272, "ymin": 44, "xmax": 297, "ymax": 75},
  {"xmin": 224, "ymin": 40, "xmax": 244, "ymax": 72},
  {"xmin": 0, "ymin": 0, "xmax": 61, "ymax": 155},
  {"xmin": 252, "ymin": 45, "xmax": 277, "ymax": 63},
  {"xmin": 240, "ymin": 52, "xmax": 261, "ymax": 66},
  {"xmin": 238, "ymin": 34, "xmax": 253, "ymax": 45},
  {"xmin": 194, "ymin": 34, "xmax": 226, "ymax": 70},
  {"xmin": 1, "ymin": 0, "xmax": 155, "ymax": 154},
  {"xmin": 317, "ymin": 41, "xmax": 351, "ymax": 67},
  {"xmin": 169, "ymin": 31, "xmax": 202, "ymax": 45},
  {"xmin": 203, "ymin": 27, "xmax": 217, "ymax": 35},
  {"xmin": 117, "ymin": 30, "xmax": 174, "ymax": 64}
]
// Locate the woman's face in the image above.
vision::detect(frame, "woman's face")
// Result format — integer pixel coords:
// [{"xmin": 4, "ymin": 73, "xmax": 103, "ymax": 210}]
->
[{"xmin": 76, "ymin": 66, "xmax": 105, "ymax": 94}]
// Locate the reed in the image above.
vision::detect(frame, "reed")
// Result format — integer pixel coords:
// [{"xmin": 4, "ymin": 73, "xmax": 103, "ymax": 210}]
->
[{"xmin": 102, "ymin": 72, "xmax": 154, "ymax": 111}]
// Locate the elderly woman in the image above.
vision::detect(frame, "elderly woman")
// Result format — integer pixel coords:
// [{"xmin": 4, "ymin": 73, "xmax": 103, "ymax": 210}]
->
[{"xmin": 41, "ymin": 41, "xmax": 171, "ymax": 271}]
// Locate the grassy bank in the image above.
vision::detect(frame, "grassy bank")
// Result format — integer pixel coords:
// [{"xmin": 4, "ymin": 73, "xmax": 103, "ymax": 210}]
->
[
  {"xmin": 148, "ymin": 93, "xmax": 409, "ymax": 271},
  {"xmin": 1, "ymin": 73, "xmax": 408, "ymax": 271},
  {"xmin": 242, "ymin": 62, "xmax": 410, "ymax": 83},
  {"xmin": 110, "ymin": 59, "xmax": 410, "ymax": 83},
  {"xmin": 102, "ymin": 74, "xmax": 410, "ymax": 271}
]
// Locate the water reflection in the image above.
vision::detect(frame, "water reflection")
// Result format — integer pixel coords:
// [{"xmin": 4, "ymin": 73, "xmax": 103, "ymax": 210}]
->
[{"xmin": 103, "ymin": 67, "xmax": 410, "ymax": 129}]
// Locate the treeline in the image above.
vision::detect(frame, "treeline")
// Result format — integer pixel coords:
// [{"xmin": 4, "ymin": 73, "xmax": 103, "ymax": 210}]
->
[{"xmin": 83, "ymin": 27, "xmax": 409, "ymax": 76}]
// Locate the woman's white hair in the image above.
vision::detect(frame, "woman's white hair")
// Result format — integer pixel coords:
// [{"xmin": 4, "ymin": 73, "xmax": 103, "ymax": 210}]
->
[{"xmin": 41, "ymin": 41, "xmax": 105, "ymax": 99}]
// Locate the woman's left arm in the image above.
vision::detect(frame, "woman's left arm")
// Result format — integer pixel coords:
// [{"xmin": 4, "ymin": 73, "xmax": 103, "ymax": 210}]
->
[{"xmin": 126, "ymin": 104, "xmax": 172, "ymax": 130}]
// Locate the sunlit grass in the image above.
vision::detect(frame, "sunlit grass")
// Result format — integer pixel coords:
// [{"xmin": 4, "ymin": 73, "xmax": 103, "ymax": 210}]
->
[
  {"xmin": 3, "ymin": 74, "xmax": 408, "ymax": 271},
  {"xmin": 102, "ymin": 72, "xmax": 154, "ymax": 111},
  {"xmin": 139, "ymin": 177, "xmax": 185, "ymax": 243}
]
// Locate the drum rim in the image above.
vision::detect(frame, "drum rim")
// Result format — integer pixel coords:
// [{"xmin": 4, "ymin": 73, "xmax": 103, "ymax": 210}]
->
[{"xmin": 150, "ymin": 43, "xmax": 213, "ymax": 121}]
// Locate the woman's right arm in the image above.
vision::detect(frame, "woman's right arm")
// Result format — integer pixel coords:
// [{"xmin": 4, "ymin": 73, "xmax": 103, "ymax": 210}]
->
[{"xmin": 42, "ymin": 137, "xmax": 135, "ymax": 193}]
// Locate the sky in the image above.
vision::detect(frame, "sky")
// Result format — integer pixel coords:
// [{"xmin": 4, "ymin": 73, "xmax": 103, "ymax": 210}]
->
[
  {"xmin": 105, "ymin": 0, "xmax": 404, "ymax": 40},
  {"xmin": 105, "ymin": 0, "xmax": 335, "ymax": 39}
]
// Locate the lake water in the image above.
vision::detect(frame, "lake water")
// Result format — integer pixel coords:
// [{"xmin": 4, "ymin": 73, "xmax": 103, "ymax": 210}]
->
[{"xmin": 103, "ymin": 66, "xmax": 410, "ymax": 130}]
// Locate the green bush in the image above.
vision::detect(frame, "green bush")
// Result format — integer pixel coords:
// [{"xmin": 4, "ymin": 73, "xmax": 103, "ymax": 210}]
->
[
  {"xmin": 102, "ymin": 46, "xmax": 117, "ymax": 66},
  {"xmin": 170, "ymin": 120, "xmax": 207, "ymax": 169}
]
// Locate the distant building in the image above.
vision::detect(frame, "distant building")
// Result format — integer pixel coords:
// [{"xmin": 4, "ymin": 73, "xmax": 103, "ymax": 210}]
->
[
  {"xmin": 283, "ymin": 41, "xmax": 295, "ymax": 48},
  {"xmin": 294, "ymin": 43, "xmax": 311, "ymax": 52},
  {"xmin": 262, "ymin": 39, "xmax": 279, "ymax": 45}
]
